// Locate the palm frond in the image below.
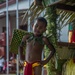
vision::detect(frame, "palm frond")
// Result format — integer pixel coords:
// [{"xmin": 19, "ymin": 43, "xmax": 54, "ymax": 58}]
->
[{"xmin": 57, "ymin": 9, "xmax": 75, "ymax": 29}]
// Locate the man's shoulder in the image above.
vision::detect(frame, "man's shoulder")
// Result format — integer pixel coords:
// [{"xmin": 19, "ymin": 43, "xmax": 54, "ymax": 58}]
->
[
  {"xmin": 42, "ymin": 35, "xmax": 47, "ymax": 39},
  {"xmin": 42, "ymin": 35, "xmax": 51, "ymax": 44}
]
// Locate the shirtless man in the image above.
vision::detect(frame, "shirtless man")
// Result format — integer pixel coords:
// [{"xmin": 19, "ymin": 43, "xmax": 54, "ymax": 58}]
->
[{"xmin": 19, "ymin": 17, "xmax": 56, "ymax": 75}]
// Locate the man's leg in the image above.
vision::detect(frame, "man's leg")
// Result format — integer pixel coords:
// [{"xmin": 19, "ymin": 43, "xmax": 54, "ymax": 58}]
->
[
  {"xmin": 0, "ymin": 67, "xmax": 1, "ymax": 72},
  {"xmin": 34, "ymin": 66, "xmax": 42, "ymax": 75}
]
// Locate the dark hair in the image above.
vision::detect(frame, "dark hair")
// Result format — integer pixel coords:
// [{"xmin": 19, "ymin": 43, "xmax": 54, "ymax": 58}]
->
[{"xmin": 36, "ymin": 17, "xmax": 47, "ymax": 26}]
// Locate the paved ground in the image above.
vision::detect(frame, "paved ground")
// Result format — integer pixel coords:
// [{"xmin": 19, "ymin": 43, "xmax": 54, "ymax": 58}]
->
[
  {"xmin": 0, "ymin": 74, "xmax": 16, "ymax": 75},
  {"xmin": 0, "ymin": 73, "xmax": 23, "ymax": 75}
]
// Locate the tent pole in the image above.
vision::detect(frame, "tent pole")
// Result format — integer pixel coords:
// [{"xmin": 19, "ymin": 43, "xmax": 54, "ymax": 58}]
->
[
  {"xmin": 6, "ymin": 0, "xmax": 9, "ymax": 74},
  {"xmin": 16, "ymin": 0, "xmax": 19, "ymax": 75}
]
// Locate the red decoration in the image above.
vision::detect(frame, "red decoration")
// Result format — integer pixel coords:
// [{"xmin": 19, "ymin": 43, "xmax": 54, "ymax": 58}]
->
[
  {"xmin": 0, "ymin": 33, "xmax": 6, "ymax": 46},
  {"xmin": 71, "ymin": 30, "xmax": 75, "ymax": 43},
  {"xmin": 73, "ymin": 58, "xmax": 75, "ymax": 63},
  {"xmin": 24, "ymin": 62, "xmax": 32, "ymax": 75}
]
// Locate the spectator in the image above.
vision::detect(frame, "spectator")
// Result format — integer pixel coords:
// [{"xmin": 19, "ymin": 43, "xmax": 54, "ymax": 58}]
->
[{"xmin": 0, "ymin": 56, "xmax": 5, "ymax": 73}]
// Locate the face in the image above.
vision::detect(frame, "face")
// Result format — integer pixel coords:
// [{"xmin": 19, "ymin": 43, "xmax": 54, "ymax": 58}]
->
[{"xmin": 33, "ymin": 20, "xmax": 46, "ymax": 36}]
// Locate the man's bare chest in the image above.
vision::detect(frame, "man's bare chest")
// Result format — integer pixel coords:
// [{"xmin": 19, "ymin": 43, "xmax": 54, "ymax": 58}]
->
[
  {"xmin": 26, "ymin": 40, "xmax": 44, "ymax": 48},
  {"xmin": 26, "ymin": 34, "xmax": 44, "ymax": 46}
]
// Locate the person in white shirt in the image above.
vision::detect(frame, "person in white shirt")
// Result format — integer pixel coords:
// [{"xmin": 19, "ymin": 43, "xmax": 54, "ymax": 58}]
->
[{"xmin": 0, "ymin": 56, "xmax": 5, "ymax": 73}]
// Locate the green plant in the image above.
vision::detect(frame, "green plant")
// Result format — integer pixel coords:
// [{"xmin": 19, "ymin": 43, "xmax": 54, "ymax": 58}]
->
[{"xmin": 44, "ymin": 6, "xmax": 58, "ymax": 75}]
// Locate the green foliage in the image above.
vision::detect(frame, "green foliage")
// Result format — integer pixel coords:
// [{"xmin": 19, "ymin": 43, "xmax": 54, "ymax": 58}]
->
[
  {"xmin": 46, "ymin": 6, "xmax": 57, "ymax": 44},
  {"xmin": 45, "ymin": 6, "xmax": 58, "ymax": 75},
  {"xmin": 57, "ymin": 59, "xmax": 67, "ymax": 72},
  {"xmin": 10, "ymin": 29, "xmax": 32, "ymax": 54},
  {"xmin": 43, "ymin": 0, "xmax": 59, "ymax": 7},
  {"xmin": 0, "ymin": 0, "xmax": 5, "ymax": 3}
]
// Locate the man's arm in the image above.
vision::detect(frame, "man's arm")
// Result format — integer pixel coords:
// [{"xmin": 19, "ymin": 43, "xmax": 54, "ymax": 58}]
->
[
  {"xmin": 41, "ymin": 37, "xmax": 56, "ymax": 66},
  {"xmin": 19, "ymin": 41, "xmax": 25, "ymax": 61},
  {"xmin": 18, "ymin": 34, "xmax": 30, "ymax": 60}
]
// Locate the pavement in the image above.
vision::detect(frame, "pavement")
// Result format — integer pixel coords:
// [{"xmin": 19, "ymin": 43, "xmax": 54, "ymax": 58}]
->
[
  {"xmin": 0, "ymin": 74, "xmax": 16, "ymax": 75},
  {"xmin": 0, "ymin": 73, "xmax": 23, "ymax": 75}
]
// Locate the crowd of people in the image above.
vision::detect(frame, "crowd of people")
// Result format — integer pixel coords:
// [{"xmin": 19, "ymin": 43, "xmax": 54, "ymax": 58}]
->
[
  {"xmin": 0, "ymin": 56, "xmax": 16, "ymax": 73},
  {"xmin": 0, "ymin": 56, "xmax": 5, "ymax": 73}
]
